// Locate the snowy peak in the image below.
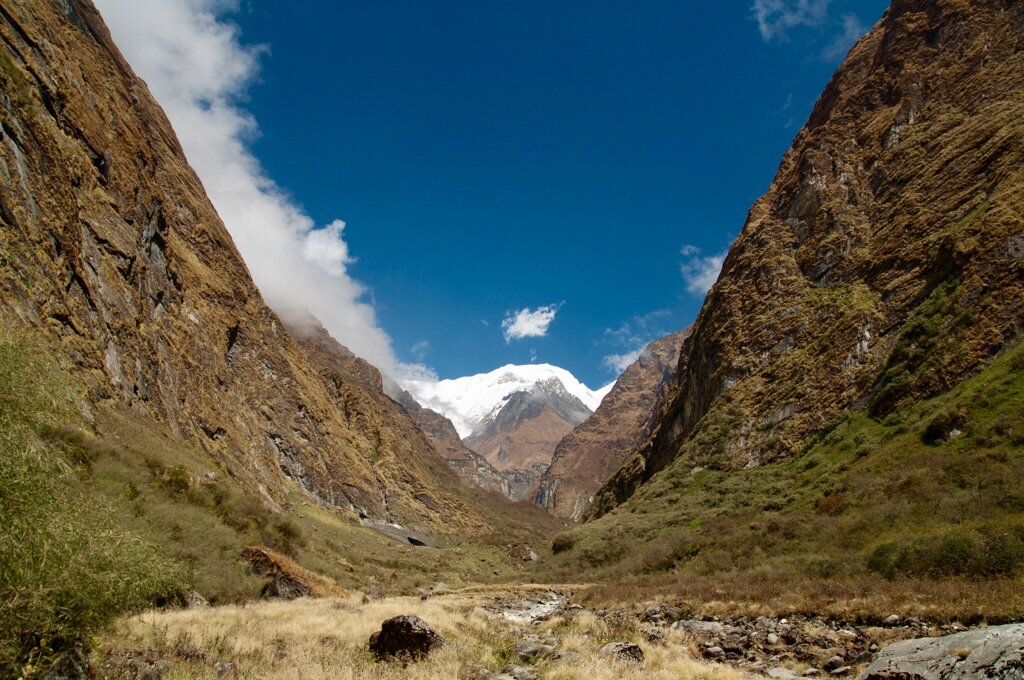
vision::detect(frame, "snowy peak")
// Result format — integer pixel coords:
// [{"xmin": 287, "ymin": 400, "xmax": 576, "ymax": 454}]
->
[{"xmin": 400, "ymin": 364, "xmax": 613, "ymax": 439}]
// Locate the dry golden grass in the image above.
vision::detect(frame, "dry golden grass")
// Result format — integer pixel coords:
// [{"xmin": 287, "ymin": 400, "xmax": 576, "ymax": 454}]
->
[
  {"xmin": 580, "ymin": 571, "xmax": 1024, "ymax": 624},
  {"xmin": 96, "ymin": 588, "xmax": 751, "ymax": 679}
]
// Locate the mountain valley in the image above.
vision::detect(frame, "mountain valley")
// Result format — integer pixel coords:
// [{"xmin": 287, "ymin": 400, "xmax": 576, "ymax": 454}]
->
[{"xmin": 1, "ymin": 0, "xmax": 1023, "ymax": 678}]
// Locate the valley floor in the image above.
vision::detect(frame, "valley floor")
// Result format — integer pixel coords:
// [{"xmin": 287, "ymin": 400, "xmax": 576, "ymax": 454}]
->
[
  {"xmin": 91, "ymin": 584, "xmax": 970, "ymax": 680},
  {"xmin": 94, "ymin": 585, "xmax": 751, "ymax": 680}
]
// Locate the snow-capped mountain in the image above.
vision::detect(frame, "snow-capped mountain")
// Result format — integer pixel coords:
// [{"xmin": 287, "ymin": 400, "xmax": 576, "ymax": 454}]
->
[{"xmin": 400, "ymin": 364, "xmax": 614, "ymax": 439}]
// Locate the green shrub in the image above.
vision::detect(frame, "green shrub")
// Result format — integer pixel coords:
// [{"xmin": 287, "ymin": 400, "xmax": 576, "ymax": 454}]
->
[
  {"xmin": 0, "ymin": 334, "xmax": 183, "ymax": 675},
  {"xmin": 551, "ymin": 533, "xmax": 576, "ymax": 554},
  {"xmin": 920, "ymin": 408, "xmax": 966, "ymax": 445},
  {"xmin": 867, "ymin": 528, "xmax": 1024, "ymax": 579}
]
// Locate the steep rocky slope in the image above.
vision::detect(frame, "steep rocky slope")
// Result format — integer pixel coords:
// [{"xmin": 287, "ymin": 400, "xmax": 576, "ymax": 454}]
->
[
  {"xmin": 590, "ymin": 0, "xmax": 1024, "ymax": 517},
  {"xmin": 465, "ymin": 377, "xmax": 594, "ymax": 500},
  {"xmin": 392, "ymin": 387, "xmax": 511, "ymax": 496},
  {"xmin": 535, "ymin": 327, "xmax": 689, "ymax": 521},
  {"xmin": 0, "ymin": 0, "xmax": 531, "ymax": 540}
]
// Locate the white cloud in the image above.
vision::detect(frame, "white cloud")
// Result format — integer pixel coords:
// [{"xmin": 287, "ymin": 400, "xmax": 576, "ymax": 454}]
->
[
  {"xmin": 821, "ymin": 14, "xmax": 867, "ymax": 61},
  {"xmin": 600, "ymin": 309, "xmax": 670, "ymax": 375},
  {"xmin": 752, "ymin": 0, "xmax": 830, "ymax": 42},
  {"xmin": 410, "ymin": 340, "xmax": 430, "ymax": 361},
  {"xmin": 602, "ymin": 348, "xmax": 644, "ymax": 374},
  {"xmin": 94, "ymin": 0, "xmax": 429, "ymax": 380},
  {"xmin": 501, "ymin": 304, "xmax": 561, "ymax": 343},
  {"xmin": 680, "ymin": 245, "xmax": 726, "ymax": 296}
]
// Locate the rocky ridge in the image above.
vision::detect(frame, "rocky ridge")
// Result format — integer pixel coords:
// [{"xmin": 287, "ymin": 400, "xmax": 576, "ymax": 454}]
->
[
  {"xmin": 534, "ymin": 328, "xmax": 689, "ymax": 521},
  {"xmin": 590, "ymin": 0, "xmax": 1024, "ymax": 517},
  {"xmin": 0, "ymin": 0, "xmax": 523, "ymax": 538},
  {"xmin": 465, "ymin": 377, "xmax": 594, "ymax": 500},
  {"xmin": 392, "ymin": 386, "xmax": 512, "ymax": 496}
]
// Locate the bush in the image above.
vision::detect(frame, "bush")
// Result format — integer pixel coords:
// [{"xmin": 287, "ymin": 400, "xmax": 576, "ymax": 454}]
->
[
  {"xmin": 551, "ymin": 533, "xmax": 576, "ymax": 554},
  {"xmin": 920, "ymin": 408, "xmax": 966, "ymax": 445},
  {"xmin": 0, "ymin": 334, "xmax": 183, "ymax": 674},
  {"xmin": 867, "ymin": 527, "xmax": 1024, "ymax": 579}
]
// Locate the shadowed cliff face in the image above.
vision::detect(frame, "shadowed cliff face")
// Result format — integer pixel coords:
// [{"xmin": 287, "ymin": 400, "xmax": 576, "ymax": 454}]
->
[
  {"xmin": 590, "ymin": 0, "xmax": 1024, "ymax": 517},
  {"xmin": 0, "ymin": 0, "xmax": 519, "ymax": 538},
  {"xmin": 535, "ymin": 328, "xmax": 689, "ymax": 521},
  {"xmin": 391, "ymin": 387, "xmax": 512, "ymax": 497}
]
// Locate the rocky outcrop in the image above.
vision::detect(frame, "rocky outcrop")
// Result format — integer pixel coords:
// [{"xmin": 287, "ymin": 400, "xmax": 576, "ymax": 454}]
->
[
  {"xmin": 857, "ymin": 623, "xmax": 1024, "ymax": 679},
  {"xmin": 465, "ymin": 378, "xmax": 593, "ymax": 500},
  {"xmin": 241, "ymin": 546, "xmax": 344, "ymax": 599},
  {"xmin": 535, "ymin": 328, "xmax": 689, "ymax": 520},
  {"xmin": 0, "ymin": 0, "xmax": 525, "ymax": 538},
  {"xmin": 591, "ymin": 0, "xmax": 1024, "ymax": 516},
  {"xmin": 368, "ymin": 615, "xmax": 446, "ymax": 661},
  {"xmin": 392, "ymin": 387, "xmax": 511, "ymax": 496}
]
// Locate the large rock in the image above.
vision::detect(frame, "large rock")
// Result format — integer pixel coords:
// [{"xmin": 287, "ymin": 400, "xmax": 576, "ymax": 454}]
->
[
  {"xmin": 856, "ymin": 623, "xmax": 1024, "ymax": 679},
  {"xmin": 599, "ymin": 642, "xmax": 645, "ymax": 663},
  {"xmin": 368, "ymin": 616, "xmax": 446, "ymax": 661}
]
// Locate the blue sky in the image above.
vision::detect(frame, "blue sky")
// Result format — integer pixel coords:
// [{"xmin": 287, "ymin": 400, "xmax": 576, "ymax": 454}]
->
[{"xmin": 99, "ymin": 0, "xmax": 890, "ymax": 388}]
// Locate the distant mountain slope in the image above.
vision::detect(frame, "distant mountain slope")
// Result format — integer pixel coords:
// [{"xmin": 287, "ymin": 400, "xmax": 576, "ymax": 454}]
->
[
  {"xmin": 589, "ymin": 0, "xmax": 1024, "ymax": 519},
  {"xmin": 401, "ymin": 364, "xmax": 611, "ymax": 438},
  {"xmin": 535, "ymin": 327, "xmax": 690, "ymax": 520},
  {"xmin": 463, "ymin": 377, "xmax": 595, "ymax": 500},
  {"xmin": 390, "ymin": 387, "xmax": 511, "ymax": 497},
  {"xmin": 0, "ymin": 0, "xmax": 544, "ymax": 541}
]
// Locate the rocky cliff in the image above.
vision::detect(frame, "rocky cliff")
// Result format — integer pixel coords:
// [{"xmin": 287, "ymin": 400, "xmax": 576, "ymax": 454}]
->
[
  {"xmin": 590, "ymin": 0, "xmax": 1024, "ymax": 517},
  {"xmin": 465, "ymin": 378, "xmax": 593, "ymax": 500},
  {"xmin": 535, "ymin": 327, "xmax": 689, "ymax": 521},
  {"xmin": 0, "ymin": 0, "xmax": 520, "ymax": 539},
  {"xmin": 392, "ymin": 387, "xmax": 512, "ymax": 497}
]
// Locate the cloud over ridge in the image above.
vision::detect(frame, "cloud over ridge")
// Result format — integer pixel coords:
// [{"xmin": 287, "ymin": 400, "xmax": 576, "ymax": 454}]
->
[{"xmin": 94, "ymin": 0, "xmax": 431, "ymax": 380}]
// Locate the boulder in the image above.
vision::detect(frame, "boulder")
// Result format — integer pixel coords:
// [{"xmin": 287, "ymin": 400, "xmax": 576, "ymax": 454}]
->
[
  {"xmin": 368, "ymin": 615, "xmax": 446, "ymax": 661},
  {"xmin": 599, "ymin": 641, "xmax": 645, "ymax": 663},
  {"xmin": 856, "ymin": 623, "xmax": 1024, "ymax": 680}
]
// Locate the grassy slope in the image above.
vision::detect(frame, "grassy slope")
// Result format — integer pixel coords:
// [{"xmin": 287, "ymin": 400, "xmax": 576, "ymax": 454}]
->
[
  {"xmin": 538, "ymin": 341, "xmax": 1024, "ymax": 621},
  {"xmin": 0, "ymin": 325, "xmax": 559, "ymax": 673}
]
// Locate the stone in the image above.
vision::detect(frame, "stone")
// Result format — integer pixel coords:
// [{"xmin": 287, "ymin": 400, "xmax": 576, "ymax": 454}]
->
[
  {"xmin": 855, "ymin": 623, "xmax": 1024, "ymax": 680},
  {"xmin": 185, "ymin": 589, "xmax": 210, "ymax": 608},
  {"xmin": 368, "ymin": 615, "xmax": 445, "ymax": 661},
  {"xmin": 884, "ymin": 615, "xmax": 901, "ymax": 626},
  {"xmin": 214, "ymin": 660, "xmax": 235, "ymax": 676},
  {"xmin": 768, "ymin": 668, "xmax": 799, "ymax": 679},
  {"xmin": 600, "ymin": 642, "xmax": 645, "ymax": 663},
  {"xmin": 515, "ymin": 639, "xmax": 554, "ymax": 661},
  {"xmin": 824, "ymin": 656, "xmax": 846, "ymax": 672},
  {"xmin": 552, "ymin": 651, "xmax": 581, "ymax": 663},
  {"xmin": 830, "ymin": 667, "xmax": 852, "ymax": 676},
  {"xmin": 674, "ymin": 619, "xmax": 726, "ymax": 634},
  {"xmin": 522, "ymin": 549, "xmax": 538, "ymax": 561},
  {"xmin": 767, "ymin": 633, "xmax": 781, "ymax": 645},
  {"xmin": 703, "ymin": 646, "xmax": 725, "ymax": 658}
]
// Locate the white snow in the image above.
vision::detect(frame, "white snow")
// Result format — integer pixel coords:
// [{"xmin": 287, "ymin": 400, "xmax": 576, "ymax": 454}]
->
[{"xmin": 400, "ymin": 364, "xmax": 615, "ymax": 439}]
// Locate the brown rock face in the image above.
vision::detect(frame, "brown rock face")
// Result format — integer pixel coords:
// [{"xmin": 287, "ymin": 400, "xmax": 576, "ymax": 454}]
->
[
  {"xmin": 464, "ymin": 379, "xmax": 593, "ymax": 500},
  {"xmin": 392, "ymin": 388, "xmax": 511, "ymax": 497},
  {"xmin": 0, "ymin": 0, "xmax": 517, "ymax": 537},
  {"xmin": 535, "ymin": 328, "xmax": 690, "ymax": 521},
  {"xmin": 286, "ymin": 318, "xmax": 500, "ymax": 531},
  {"xmin": 591, "ymin": 0, "xmax": 1024, "ymax": 517}
]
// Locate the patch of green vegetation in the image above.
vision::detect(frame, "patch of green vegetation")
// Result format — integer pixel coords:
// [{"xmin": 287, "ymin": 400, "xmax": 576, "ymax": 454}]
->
[
  {"xmin": 870, "ymin": 275, "xmax": 962, "ymax": 415},
  {"xmin": 0, "ymin": 48, "xmax": 33, "ymax": 109},
  {"xmin": 537, "ymin": 340, "xmax": 1024, "ymax": 617},
  {"xmin": 0, "ymin": 333, "xmax": 182, "ymax": 677}
]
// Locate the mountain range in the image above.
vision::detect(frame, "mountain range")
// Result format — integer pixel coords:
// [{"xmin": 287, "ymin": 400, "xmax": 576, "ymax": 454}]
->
[{"xmin": 2, "ymin": 0, "xmax": 1023, "ymax": 675}]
